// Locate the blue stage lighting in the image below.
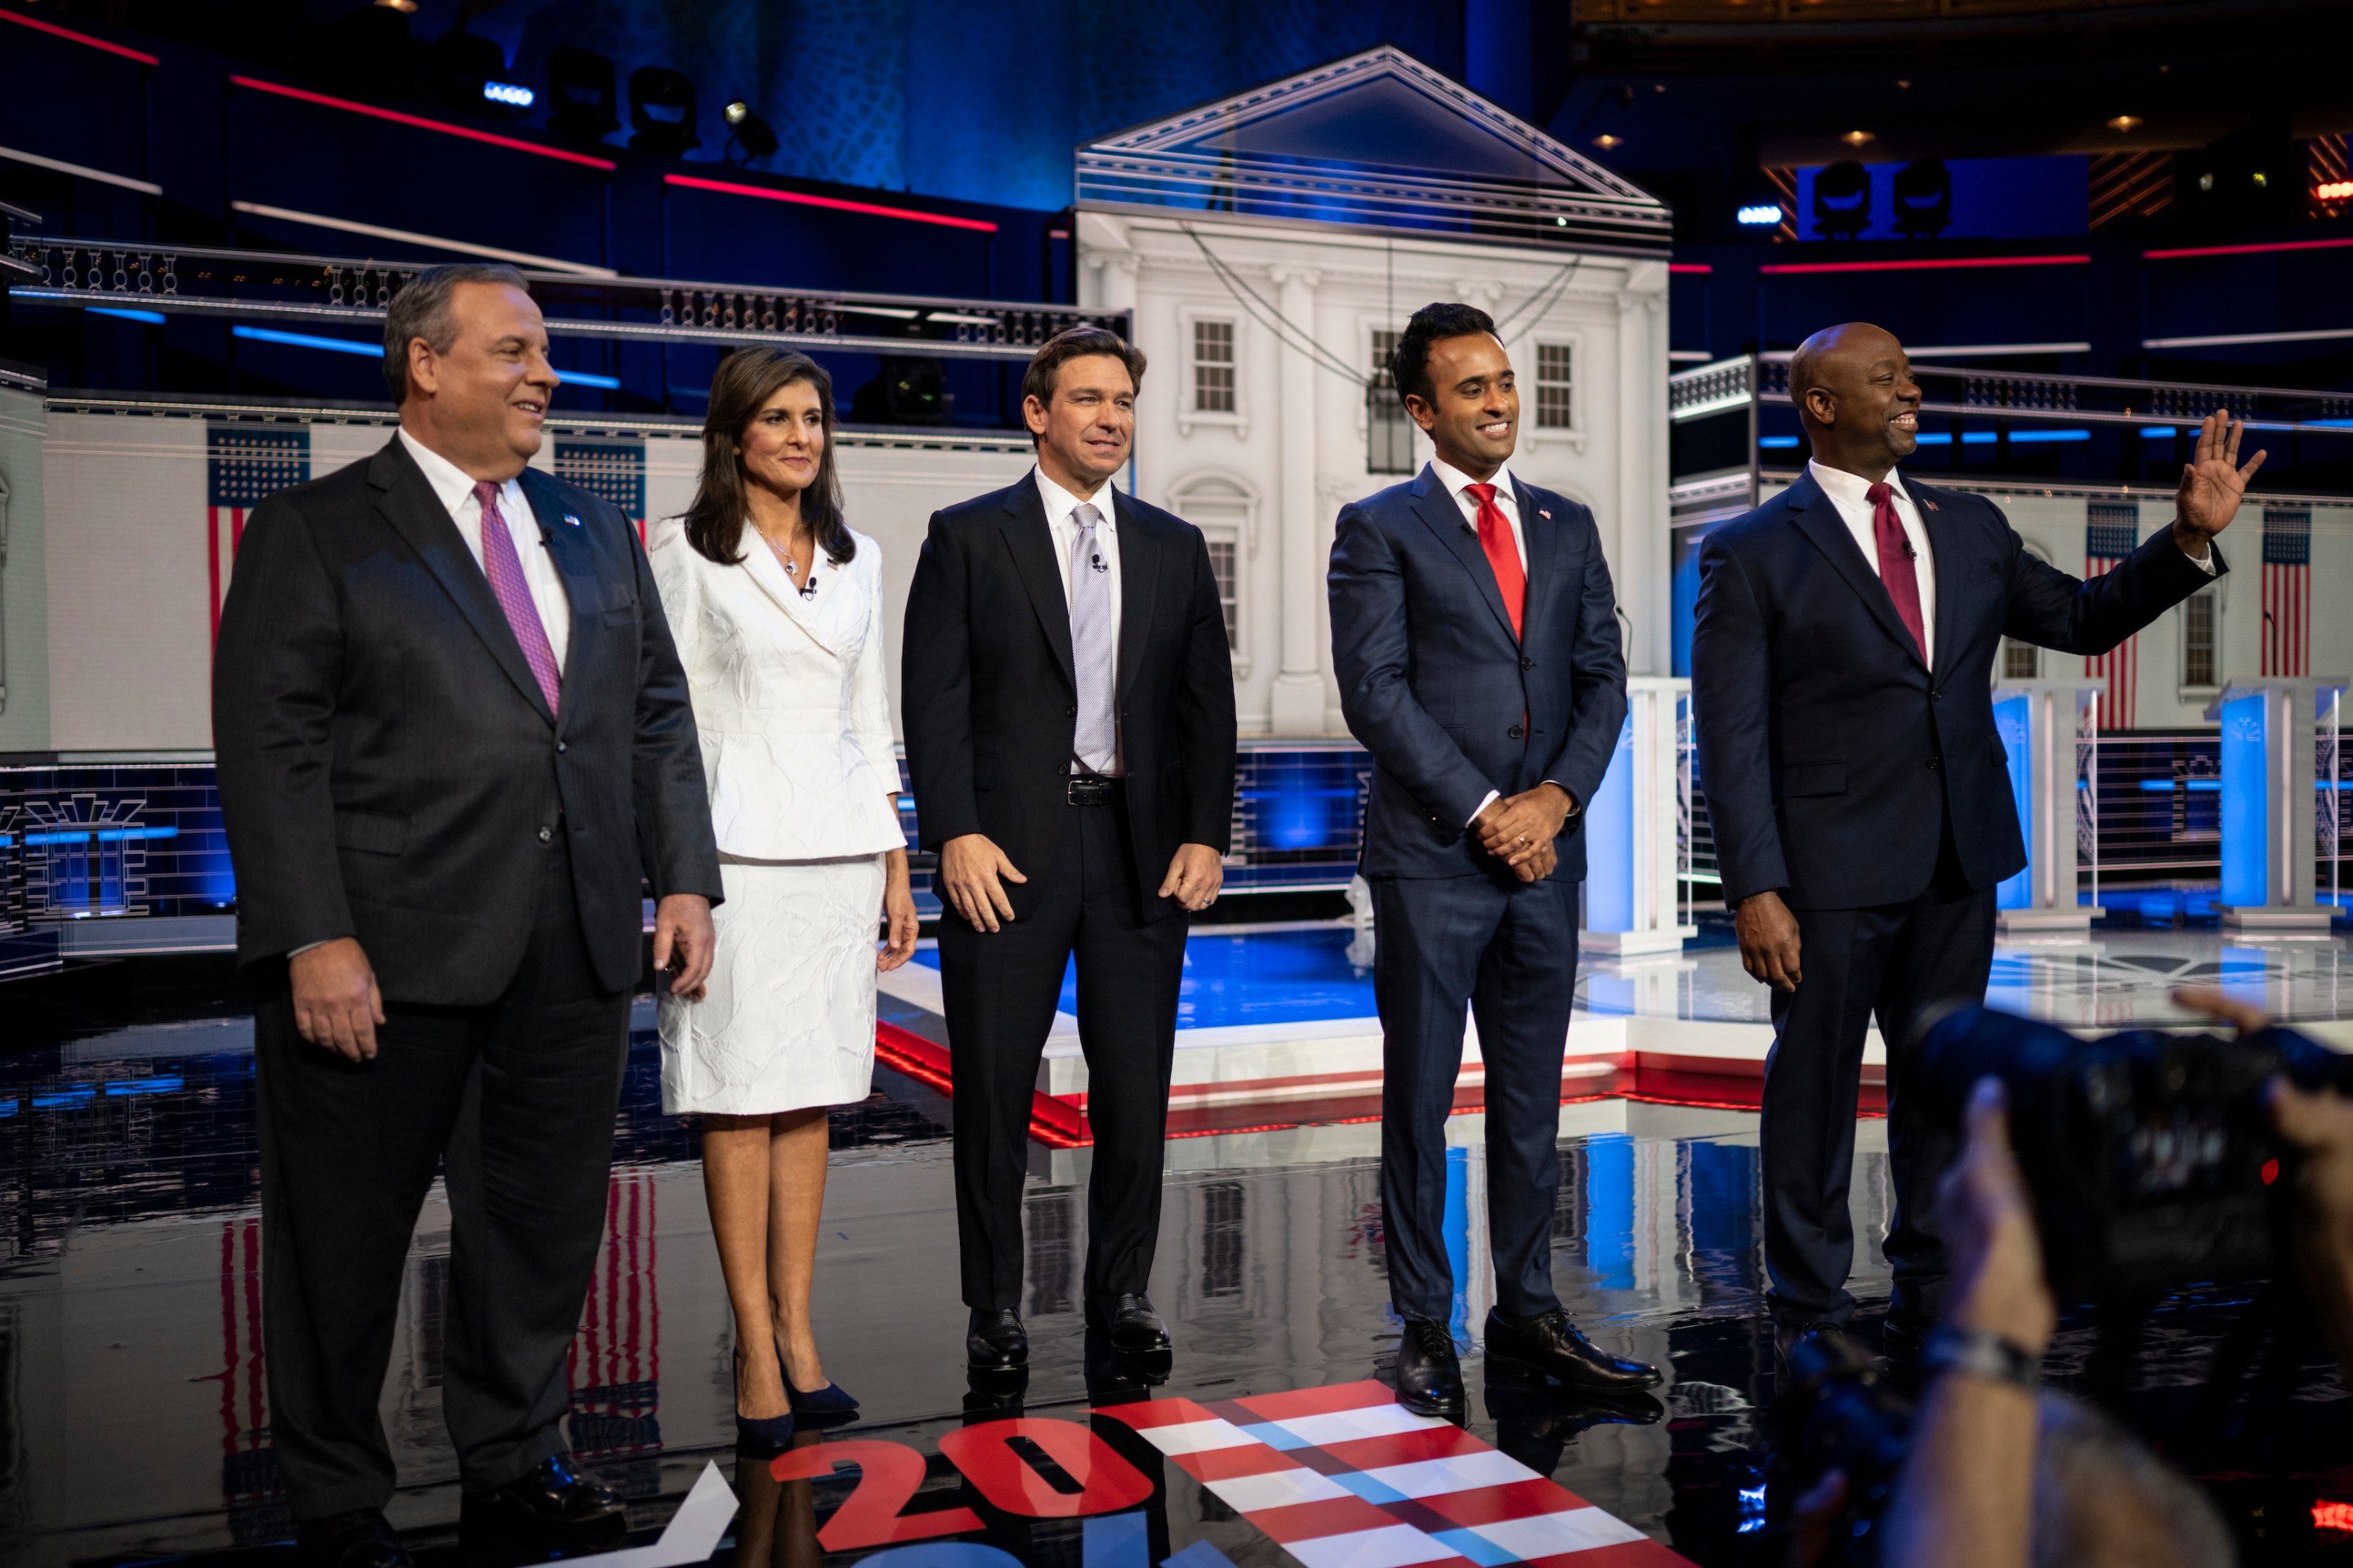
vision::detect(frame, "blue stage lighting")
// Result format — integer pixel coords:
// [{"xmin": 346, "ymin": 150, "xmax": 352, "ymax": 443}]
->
[
  {"xmin": 1735, "ymin": 203, "xmax": 1783, "ymax": 227},
  {"xmin": 483, "ymin": 81, "xmax": 535, "ymax": 109},
  {"xmin": 561, "ymin": 369, "xmax": 621, "ymax": 389},
  {"xmin": 232, "ymin": 324, "xmax": 381, "ymax": 357}
]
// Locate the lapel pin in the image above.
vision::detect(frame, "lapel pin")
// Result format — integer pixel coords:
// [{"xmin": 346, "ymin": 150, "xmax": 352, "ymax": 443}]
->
[
  {"xmin": 1922, "ymin": 499, "xmax": 1939, "ymax": 511},
  {"xmin": 1538, "ymin": 508, "xmax": 1553, "ymax": 520},
  {"xmin": 562, "ymin": 513, "xmax": 581, "ymax": 527}
]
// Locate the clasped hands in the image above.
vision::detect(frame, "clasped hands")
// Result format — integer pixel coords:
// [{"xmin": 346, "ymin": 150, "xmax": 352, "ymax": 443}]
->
[
  {"xmin": 1472, "ymin": 783, "xmax": 1574, "ymax": 882},
  {"xmin": 938, "ymin": 833, "xmax": 1222, "ymax": 932}
]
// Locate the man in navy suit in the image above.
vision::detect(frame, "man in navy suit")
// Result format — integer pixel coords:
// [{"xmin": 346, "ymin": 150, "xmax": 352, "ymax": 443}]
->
[
  {"xmin": 1692, "ymin": 322, "xmax": 2261, "ymax": 1360},
  {"xmin": 1332, "ymin": 302, "xmax": 1662, "ymax": 1416}
]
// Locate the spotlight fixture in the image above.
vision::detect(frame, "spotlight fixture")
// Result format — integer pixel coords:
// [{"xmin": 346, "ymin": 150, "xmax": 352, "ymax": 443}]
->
[
  {"xmin": 1592, "ymin": 134, "xmax": 1623, "ymax": 150},
  {"xmin": 2106, "ymin": 114, "xmax": 2143, "ymax": 132},
  {"xmin": 374, "ymin": 0, "xmax": 417, "ymax": 11},
  {"xmin": 1840, "ymin": 129, "xmax": 1875, "ymax": 147},
  {"xmin": 1891, "ymin": 158, "xmax": 1953, "ymax": 239},
  {"xmin": 429, "ymin": 29, "xmax": 507, "ymax": 114},
  {"xmin": 1813, "ymin": 159, "xmax": 1873, "ymax": 239},
  {"xmin": 1736, "ymin": 203, "xmax": 1784, "ymax": 227},
  {"xmin": 629, "ymin": 65, "xmax": 700, "ymax": 156},
  {"xmin": 546, "ymin": 46, "xmax": 618, "ymax": 143},
  {"xmin": 2319, "ymin": 180, "xmax": 2353, "ymax": 202},
  {"xmin": 721, "ymin": 99, "xmax": 778, "ymax": 164},
  {"xmin": 2198, "ymin": 172, "xmax": 2214, "ymax": 191}
]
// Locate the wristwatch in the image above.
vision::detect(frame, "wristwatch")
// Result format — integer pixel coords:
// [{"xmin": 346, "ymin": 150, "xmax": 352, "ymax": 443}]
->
[{"xmin": 1922, "ymin": 1325, "xmax": 2043, "ymax": 1395}]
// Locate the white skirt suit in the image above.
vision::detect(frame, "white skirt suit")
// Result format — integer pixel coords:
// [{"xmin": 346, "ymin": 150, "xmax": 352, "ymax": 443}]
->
[{"xmin": 647, "ymin": 517, "xmax": 905, "ymax": 1115}]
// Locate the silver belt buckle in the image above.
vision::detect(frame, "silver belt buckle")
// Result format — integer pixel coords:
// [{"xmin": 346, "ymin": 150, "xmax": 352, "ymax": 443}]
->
[{"xmin": 1068, "ymin": 775, "xmax": 1113, "ymax": 806}]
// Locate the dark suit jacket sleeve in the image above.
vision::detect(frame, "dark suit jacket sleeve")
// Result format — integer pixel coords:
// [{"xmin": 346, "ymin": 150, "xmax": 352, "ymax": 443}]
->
[
  {"xmin": 1690, "ymin": 530, "xmax": 1788, "ymax": 905},
  {"xmin": 900, "ymin": 510, "xmax": 980, "ymax": 849},
  {"xmin": 628, "ymin": 512, "xmax": 725, "ymax": 905},
  {"xmin": 1998, "ymin": 503, "xmax": 2226, "ymax": 655},
  {"xmin": 211, "ymin": 494, "xmax": 355, "ymax": 960},
  {"xmin": 1538, "ymin": 509, "xmax": 1628, "ymax": 811},
  {"xmin": 1176, "ymin": 526, "xmax": 1239, "ymax": 850},
  {"xmin": 1328, "ymin": 501, "xmax": 1494, "ymax": 829}
]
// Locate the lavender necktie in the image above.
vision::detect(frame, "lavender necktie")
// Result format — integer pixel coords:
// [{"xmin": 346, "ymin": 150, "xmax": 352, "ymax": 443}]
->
[
  {"xmin": 474, "ymin": 480, "xmax": 562, "ymax": 714},
  {"xmin": 1067, "ymin": 502, "xmax": 1115, "ymax": 773}
]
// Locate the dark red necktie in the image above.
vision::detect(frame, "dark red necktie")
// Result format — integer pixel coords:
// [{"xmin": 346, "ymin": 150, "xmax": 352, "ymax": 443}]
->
[
  {"xmin": 1866, "ymin": 480, "xmax": 1927, "ymax": 660},
  {"xmin": 1462, "ymin": 482, "xmax": 1526, "ymax": 639}
]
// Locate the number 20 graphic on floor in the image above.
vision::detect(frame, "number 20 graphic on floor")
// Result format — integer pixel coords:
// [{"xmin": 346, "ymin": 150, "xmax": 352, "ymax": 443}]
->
[{"xmin": 771, "ymin": 1418, "xmax": 1155, "ymax": 1552}]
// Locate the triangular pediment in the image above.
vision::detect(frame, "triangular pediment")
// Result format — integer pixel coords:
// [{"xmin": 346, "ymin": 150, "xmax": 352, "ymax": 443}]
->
[{"xmin": 1078, "ymin": 47, "xmax": 1670, "ymax": 254}]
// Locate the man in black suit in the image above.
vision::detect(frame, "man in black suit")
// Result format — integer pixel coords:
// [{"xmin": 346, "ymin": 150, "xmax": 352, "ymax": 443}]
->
[
  {"xmin": 213, "ymin": 264, "xmax": 721, "ymax": 1566},
  {"xmin": 902, "ymin": 326, "xmax": 1237, "ymax": 1372},
  {"xmin": 1692, "ymin": 322, "xmax": 2260, "ymax": 1359},
  {"xmin": 1330, "ymin": 302, "xmax": 1660, "ymax": 1417}
]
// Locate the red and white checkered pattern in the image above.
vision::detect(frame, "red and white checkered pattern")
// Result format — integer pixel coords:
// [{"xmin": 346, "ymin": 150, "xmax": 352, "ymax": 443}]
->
[{"xmin": 1099, "ymin": 1380, "xmax": 1690, "ymax": 1568}]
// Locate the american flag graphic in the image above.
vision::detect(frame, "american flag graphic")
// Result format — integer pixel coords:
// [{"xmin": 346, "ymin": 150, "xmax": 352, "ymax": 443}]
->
[
  {"xmin": 555, "ymin": 440, "xmax": 647, "ymax": 545},
  {"xmin": 2262, "ymin": 507, "xmax": 2312, "ymax": 678},
  {"xmin": 208, "ymin": 427, "xmax": 310, "ymax": 645},
  {"xmin": 2083, "ymin": 502, "xmax": 2141, "ymax": 731},
  {"xmin": 214, "ymin": 1217, "xmax": 283, "ymax": 1523},
  {"xmin": 1101, "ymin": 1381, "xmax": 1691, "ymax": 1567},
  {"xmin": 568, "ymin": 1168, "xmax": 662, "ymax": 1457}
]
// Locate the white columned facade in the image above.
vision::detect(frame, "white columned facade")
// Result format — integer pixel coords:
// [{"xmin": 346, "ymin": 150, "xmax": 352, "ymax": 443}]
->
[{"xmin": 1270, "ymin": 263, "xmax": 1326, "ymax": 735}]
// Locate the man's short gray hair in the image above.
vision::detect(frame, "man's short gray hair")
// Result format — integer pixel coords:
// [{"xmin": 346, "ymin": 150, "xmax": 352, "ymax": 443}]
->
[{"xmin": 382, "ymin": 262, "xmax": 530, "ymax": 404}]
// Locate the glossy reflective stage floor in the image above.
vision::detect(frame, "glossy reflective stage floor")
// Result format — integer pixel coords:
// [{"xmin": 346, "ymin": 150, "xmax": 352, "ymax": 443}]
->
[{"xmin": 8, "ymin": 914, "xmax": 2353, "ymax": 1568}]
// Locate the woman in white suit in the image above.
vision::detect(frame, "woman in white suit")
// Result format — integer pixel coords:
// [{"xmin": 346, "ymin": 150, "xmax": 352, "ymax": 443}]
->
[{"xmin": 650, "ymin": 347, "xmax": 917, "ymax": 1446}]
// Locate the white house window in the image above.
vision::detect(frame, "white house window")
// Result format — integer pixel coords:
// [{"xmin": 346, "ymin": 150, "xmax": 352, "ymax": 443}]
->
[
  {"xmin": 1203, "ymin": 532, "xmax": 1240, "ymax": 649},
  {"xmin": 1368, "ymin": 327, "xmax": 1414, "ymax": 475},
  {"xmin": 1193, "ymin": 319, "xmax": 1235, "ymax": 413},
  {"xmin": 2002, "ymin": 639, "xmax": 2038, "ymax": 679},
  {"xmin": 2182, "ymin": 588, "xmax": 2218, "ymax": 689},
  {"xmin": 1534, "ymin": 342, "xmax": 1574, "ymax": 430},
  {"xmin": 1170, "ymin": 472, "xmax": 1257, "ymax": 675}
]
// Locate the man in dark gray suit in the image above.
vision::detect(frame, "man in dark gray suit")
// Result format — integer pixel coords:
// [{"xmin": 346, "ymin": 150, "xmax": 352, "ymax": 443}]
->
[{"xmin": 213, "ymin": 264, "xmax": 721, "ymax": 1567}]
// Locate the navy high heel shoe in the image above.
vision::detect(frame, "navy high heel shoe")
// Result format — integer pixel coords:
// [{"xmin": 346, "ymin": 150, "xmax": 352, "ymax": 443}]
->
[
  {"xmin": 786, "ymin": 1372, "xmax": 860, "ymax": 1416},
  {"xmin": 734, "ymin": 1405, "xmax": 796, "ymax": 1451}
]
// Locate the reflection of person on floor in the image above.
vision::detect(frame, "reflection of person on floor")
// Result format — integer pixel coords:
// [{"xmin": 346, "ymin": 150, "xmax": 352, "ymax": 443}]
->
[
  {"xmin": 212, "ymin": 264, "xmax": 723, "ymax": 1566},
  {"xmin": 1328, "ymin": 302, "xmax": 1660, "ymax": 1417},
  {"xmin": 902, "ymin": 328, "xmax": 1238, "ymax": 1374},
  {"xmin": 732, "ymin": 1432, "xmax": 825, "ymax": 1568},
  {"xmin": 650, "ymin": 348, "xmax": 922, "ymax": 1446},
  {"xmin": 1691, "ymin": 323, "xmax": 2260, "ymax": 1365}
]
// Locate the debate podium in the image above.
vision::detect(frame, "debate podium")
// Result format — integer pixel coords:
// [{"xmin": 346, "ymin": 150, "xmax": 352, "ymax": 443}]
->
[
  {"xmin": 1583, "ymin": 677, "xmax": 1699, "ymax": 957},
  {"xmin": 2205, "ymin": 677, "xmax": 2349, "ymax": 935},
  {"xmin": 1992, "ymin": 680, "xmax": 2104, "ymax": 936}
]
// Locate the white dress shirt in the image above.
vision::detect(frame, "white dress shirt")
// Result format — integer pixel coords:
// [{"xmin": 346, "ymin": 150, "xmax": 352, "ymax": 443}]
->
[
  {"xmin": 1430, "ymin": 454, "xmax": 1529, "ymax": 570},
  {"xmin": 1035, "ymin": 466, "xmax": 1124, "ymax": 776},
  {"xmin": 1807, "ymin": 458, "xmax": 1938, "ymax": 670},
  {"xmin": 399, "ymin": 428, "xmax": 571, "ymax": 672}
]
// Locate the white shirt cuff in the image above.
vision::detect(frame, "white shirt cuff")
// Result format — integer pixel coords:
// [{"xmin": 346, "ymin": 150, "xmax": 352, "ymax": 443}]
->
[
  {"xmin": 1467, "ymin": 789, "xmax": 1500, "ymax": 829},
  {"xmin": 2185, "ymin": 543, "xmax": 2217, "ymax": 575}
]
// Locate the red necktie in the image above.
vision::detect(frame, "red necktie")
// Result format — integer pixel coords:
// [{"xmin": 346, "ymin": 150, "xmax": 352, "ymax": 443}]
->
[
  {"xmin": 1866, "ymin": 480, "xmax": 1927, "ymax": 661},
  {"xmin": 1462, "ymin": 482, "xmax": 1526, "ymax": 639}
]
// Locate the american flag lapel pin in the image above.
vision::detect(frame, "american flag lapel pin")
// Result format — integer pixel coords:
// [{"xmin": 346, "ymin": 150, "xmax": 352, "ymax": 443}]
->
[
  {"xmin": 563, "ymin": 512, "xmax": 582, "ymax": 526},
  {"xmin": 1922, "ymin": 498, "xmax": 1939, "ymax": 511},
  {"xmin": 1538, "ymin": 507, "xmax": 1553, "ymax": 520}
]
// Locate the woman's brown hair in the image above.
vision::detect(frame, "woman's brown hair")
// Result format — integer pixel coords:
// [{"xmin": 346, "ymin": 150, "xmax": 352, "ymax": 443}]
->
[{"xmin": 683, "ymin": 347, "xmax": 855, "ymax": 567}]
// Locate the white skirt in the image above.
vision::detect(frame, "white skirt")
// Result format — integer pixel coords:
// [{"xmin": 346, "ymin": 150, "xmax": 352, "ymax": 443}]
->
[{"xmin": 659, "ymin": 852, "xmax": 884, "ymax": 1115}]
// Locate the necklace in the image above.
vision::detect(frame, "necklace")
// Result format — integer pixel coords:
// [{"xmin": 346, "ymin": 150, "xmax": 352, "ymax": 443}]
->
[{"xmin": 759, "ymin": 526, "xmax": 819, "ymax": 600}]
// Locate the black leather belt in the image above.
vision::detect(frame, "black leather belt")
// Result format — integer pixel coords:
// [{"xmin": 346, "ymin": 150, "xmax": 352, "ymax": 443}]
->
[{"xmin": 1067, "ymin": 775, "xmax": 1123, "ymax": 806}]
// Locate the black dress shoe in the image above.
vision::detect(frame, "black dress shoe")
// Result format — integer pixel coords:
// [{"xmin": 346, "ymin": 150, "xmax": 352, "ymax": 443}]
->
[
  {"xmin": 1085, "ymin": 1293, "xmax": 1172, "ymax": 1355},
  {"xmin": 1484, "ymin": 1308, "xmax": 1663, "ymax": 1393},
  {"xmin": 967, "ymin": 1307, "xmax": 1029, "ymax": 1371},
  {"xmin": 1395, "ymin": 1318, "xmax": 1466, "ymax": 1418},
  {"xmin": 297, "ymin": 1508, "xmax": 413, "ymax": 1568},
  {"xmin": 1775, "ymin": 1316, "xmax": 1852, "ymax": 1369},
  {"xmin": 462, "ymin": 1455, "xmax": 625, "ymax": 1540}
]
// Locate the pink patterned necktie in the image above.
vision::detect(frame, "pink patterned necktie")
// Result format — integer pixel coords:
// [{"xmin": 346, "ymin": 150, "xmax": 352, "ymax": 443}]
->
[
  {"xmin": 474, "ymin": 480, "xmax": 562, "ymax": 713},
  {"xmin": 1865, "ymin": 480, "xmax": 1927, "ymax": 662}
]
